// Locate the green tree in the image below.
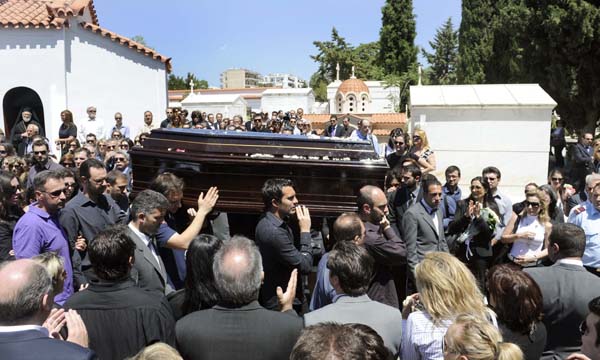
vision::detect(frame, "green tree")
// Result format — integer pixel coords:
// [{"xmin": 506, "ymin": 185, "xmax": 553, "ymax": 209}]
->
[
  {"xmin": 168, "ymin": 73, "xmax": 209, "ymax": 90},
  {"xmin": 422, "ymin": 18, "xmax": 459, "ymax": 85},
  {"xmin": 130, "ymin": 35, "xmax": 154, "ymax": 50},
  {"xmin": 353, "ymin": 42, "xmax": 385, "ymax": 80},
  {"xmin": 378, "ymin": 0, "xmax": 417, "ymax": 76},
  {"xmin": 457, "ymin": 0, "xmax": 495, "ymax": 83}
]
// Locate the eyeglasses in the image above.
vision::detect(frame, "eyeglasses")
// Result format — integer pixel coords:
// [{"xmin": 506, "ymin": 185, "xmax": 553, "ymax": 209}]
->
[
  {"xmin": 65, "ymin": 182, "xmax": 76, "ymax": 188},
  {"xmin": 115, "ymin": 117, "xmax": 122, "ymax": 120},
  {"xmin": 551, "ymin": 177, "xmax": 563, "ymax": 182},
  {"xmin": 114, "ymin": 157, "xmax": 126, "ymax": 162},
  {"xmin": 107, "ymin": 145, "xmax": 116, "ymax": 150},
  {"xmin": 86, "ymin": 140, "xmax": 96, "ymax": 144},
  {"xmin": 6, "ymin": 184, "xmax": 21, "ymax": 195},
  {"xmin": 33, "ymin": 150, "xmax": 47, "ymax": 155},
  {"xmin": 88, "ymin": 110, "xmax": 96, "ymax": 113},
  {"xmin": 0, "ymin": 150, "xmax": 6, "ymax": 154},
  {"xmin": 120, "ymin": 144, "xmax": 129, "ymax": 149},
  {"xmin": 43, "ymin": 188, "xmax": 66, "ymax": 198},
  {"xmin": 62, "ymin": 162, "xmax": 74, "ymax": 167},
  {"xmin": 525, "ymin": 201, "xmax": 541, "ymax": 208}
]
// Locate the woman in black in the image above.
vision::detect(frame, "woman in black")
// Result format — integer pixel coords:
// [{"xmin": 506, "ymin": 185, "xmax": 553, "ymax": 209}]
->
[
  {"xmin": 487, "ymin": 264, "xmax": 547, "ymax": 360},
  {"xmin": 447, "ymin": 176, "xmax": 500, "ymax": 291},
  {"xmin": 168, "ymin": 234, "xmax": 223, "ymax": 320},
  {"xmin": 0, "ymin": 170, "xmax": 24, "ymax": 260},
  {"xmin": 55, "ymin": 109, "xmax": 78, "ymax": 156},
  {"xmin": 539, "ymin": 184, "xmax": 565, "ymax": 224}
]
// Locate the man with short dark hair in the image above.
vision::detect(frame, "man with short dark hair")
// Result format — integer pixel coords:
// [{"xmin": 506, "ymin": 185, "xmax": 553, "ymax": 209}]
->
[
  {"xmin": 443, "ymin": 165, "xmax": 462, "ymax": 203},
  {"xmin": 324, "ymin": 115, "xmax": 343, "ymax": 137},
  {"xmin": 64, "ymin": 226, "xmax": 175, "ymax": 360},
  {"xmin": 304, "ymin": 241, "xmax": 402, "ymax": 356},
  {"xmin": 107, "ymin": 112, "xmax": 130, "ymax": 139},
  {"xmin": 390, "ymin": 164, "xmax": 422, "ymax": 235},
  {"xmin": 250, "ymin": 113, "xmax": 270, "ymax": 133},
  {"xmin": 576, "ymin": 297, "xmax": 600, "ymax": 360},
  {"xmin": 572, "ymin": 132, "xmax": 595, "ymax": 191},
  {"xmin": 310, "ymin": 213, "xmax": 365, "ymax": 310},
  {"xmin": 0, "ymin": 259, "xmax": 94, "ymax": 359},
  {"xmin": 482, "ymin": 166, "xmax": 512, "ymax": 240},
  {"xmin": 106, "ymin": 169, "xmax": 129, "ymax": 213},
  {"xmin": 357, "ymin": 185, "xmax": 406, "ymax": 308},
  {"xmin": 26, "ymin": 139, "xmax": 63, "ymax": 189},
  {"xmin": 176, "ymin": 236, "xmax": 302, "ymax": 360},
  {"xmin": 255, "ymin": 178, "xmax": 313, "ymax": 312},
  {"xmin": 60, "ymin": 158, "xmax": 126, "ymax": 287},
  {"xmin": 402, "ymin": 176, "xmax": 448, "ymax": 278},
  {"xmin": 291, "ymin": 323, "xmax": 392, "ymax": 360},
  {"xmin": 14, "ymin": 170, "xmax": 73, "ymax": 305},
  {"xmin": 525, "ymin": 223, "xmax": 600, "ymax": 358}
]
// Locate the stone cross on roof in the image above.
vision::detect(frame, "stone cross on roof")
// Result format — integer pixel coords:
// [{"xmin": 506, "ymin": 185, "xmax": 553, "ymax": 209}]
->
[{"xmin": 189, "ymin": 79, "xmax": 194, "ymax": 93}]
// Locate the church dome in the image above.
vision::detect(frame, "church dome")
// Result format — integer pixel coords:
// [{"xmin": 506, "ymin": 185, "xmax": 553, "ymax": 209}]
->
[{"xmin": 338, "ymin": 77, "xmax": 369, "ymax": 94}]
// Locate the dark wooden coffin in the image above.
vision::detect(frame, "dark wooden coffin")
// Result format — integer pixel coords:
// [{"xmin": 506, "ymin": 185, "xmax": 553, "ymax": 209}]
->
[{"xmin": 130, "ymin": 129, "xmax": 388, "ymax": 216}]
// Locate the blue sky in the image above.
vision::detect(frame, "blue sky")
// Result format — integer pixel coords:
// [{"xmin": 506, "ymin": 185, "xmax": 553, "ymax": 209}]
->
[{"xmin": 94, "ymin": 0, "xmax": 462, "ymax": 87}]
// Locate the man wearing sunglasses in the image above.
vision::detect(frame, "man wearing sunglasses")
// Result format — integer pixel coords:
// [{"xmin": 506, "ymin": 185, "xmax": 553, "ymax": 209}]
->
[
  {"xmin": 525, "ymin": 223, "xmax": 600, "ymax": 358},
  {"xmin": 12, "ymin": 170, "xmax": 73, "ymax": 305},
  {"xmin": 569, "ymin": 297, "xmax": 600, "ymax": 360},
  {"xmin": 106, "ymin": 112, "xmax": 130, "ymax": 140},
  {"xmin": 26, "ymin": 140, "xmax": 63, "ymax": 189}
]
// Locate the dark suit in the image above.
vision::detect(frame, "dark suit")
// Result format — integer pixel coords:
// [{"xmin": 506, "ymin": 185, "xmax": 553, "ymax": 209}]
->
[
  {"xmin": 0, "ymin": 329, "xmax": 95, "ymax": 359},
  {"xmin": 126, "ymin": 227, "xmax": 172, "ymax": 295},
  {"xmin": 390, "ymin": 186, "xmax": 422, "ymax": 237},
  {"xmin": 525, "ymin": 262, "xmax": 600, "ymax": 356},
  {"xmin": 402, "ymin": 200, "xmax": 449, "ymax": 276},
  {"xmin": 324, "ymin": 124, "xmax": 344, "ymax": 137},
  {"xmin": 176, "ymin": 301, "xmax": 302, "ymax": 360},
  {"xmin": 570, "ymin": 142, "xmax": 593, "ymax": 190}
]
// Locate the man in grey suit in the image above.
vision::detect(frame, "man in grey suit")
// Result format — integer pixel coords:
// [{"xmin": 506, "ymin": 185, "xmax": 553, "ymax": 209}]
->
[
  {"xmin": 402, "ymin": 177, "xmax": 448, "ymax": 281},
  {"xmin": 304, "ymin": 241, "xmax": 402, "ymax": 357},
  {"xmin": 127, "ymin": 190, "xmax": 173, "ymax": 295},
  {"xmin": 525, "ymin": 223, "xmax": 600, "ymax": 358}
]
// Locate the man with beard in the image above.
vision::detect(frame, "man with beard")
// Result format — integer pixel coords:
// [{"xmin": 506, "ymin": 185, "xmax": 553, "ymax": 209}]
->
[
  {"xmin": 255, "ymin": 178, "xmax": 313, "ymax": 312},
  {"xmin": 10, "ymin": 106, "xmax": 45, "ymax": 156},
  {"xmin": 13, "ymin": 170, "xmax": 73, "ymax": 305},
  {"xmin": 106, "ymin": 169, "xmax": 129, "ymax": 214},
  {"xmin": 26, "ymin": 140, "xmax": 63, "ymax": 189},
  {"xmin": 60, "ymin": 158, "xmax": 126, "ymax": 288}
]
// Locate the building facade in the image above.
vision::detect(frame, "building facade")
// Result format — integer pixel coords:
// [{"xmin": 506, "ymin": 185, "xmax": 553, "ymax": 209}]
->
[
  {"xmin": 260, "ymin": 73, "xmax": 305, "ymax": 89},
  {"xmin": 220, "ymin": 68, "xmax": 262, "ymax": 89}
]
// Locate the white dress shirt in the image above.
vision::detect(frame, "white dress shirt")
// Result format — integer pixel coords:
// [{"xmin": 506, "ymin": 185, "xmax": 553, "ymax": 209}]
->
[{"xmin": 128, "ymin": 223, "xmax": 161, "ymax": 270}]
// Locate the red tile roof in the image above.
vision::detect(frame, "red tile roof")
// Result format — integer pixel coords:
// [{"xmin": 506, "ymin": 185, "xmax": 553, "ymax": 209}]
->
[
  {"xmin": 304, "ymin": 113, "xmax": 408, "ymax": 125},
  {"xmin": 0, "ymin": 0, "xmax": 98, "ymax": 29},
  {"xmin": 80, "ymin": 22, "xmax": 172, "ymax": 72}
]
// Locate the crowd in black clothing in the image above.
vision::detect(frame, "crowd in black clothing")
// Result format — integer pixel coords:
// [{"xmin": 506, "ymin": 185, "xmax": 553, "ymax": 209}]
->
[{"xmin": 1, "ymin": 107, "xmax": 600, "ymax": 360}]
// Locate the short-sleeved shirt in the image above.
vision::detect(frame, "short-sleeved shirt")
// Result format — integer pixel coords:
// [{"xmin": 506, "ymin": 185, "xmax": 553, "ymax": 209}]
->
[
  {"xmin": 13, "ymin": 204, "xmax": 73, "ymax": 305},
  {"xmin": 568, "ymin": 200, "xmax": 600, "ymax": 267}
]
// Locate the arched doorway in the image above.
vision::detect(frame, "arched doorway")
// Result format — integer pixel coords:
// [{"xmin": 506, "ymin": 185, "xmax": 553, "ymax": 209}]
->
[{"xmin": 2, "ymin": 87, "xmax": 45, "ymax": 138}]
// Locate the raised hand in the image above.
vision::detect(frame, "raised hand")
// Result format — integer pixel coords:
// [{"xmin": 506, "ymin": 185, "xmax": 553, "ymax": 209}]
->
[
  {"xmin": 277, "ymin": 269, "xmax": 298, "ymax": 312},
  {"xmin": 296, "ymin": 205, "xmax": 311, "ymax": 233},
  {"xmin": 197, "ymin": 187, "xmax": 219, "ymax": 216},
  {"xmin": 43, "ymin": 308, "xmax": 66, "ymax": 340},
  {"xmin": 65, "ymin": 310, "xmax": 89, "ymax": 348}
]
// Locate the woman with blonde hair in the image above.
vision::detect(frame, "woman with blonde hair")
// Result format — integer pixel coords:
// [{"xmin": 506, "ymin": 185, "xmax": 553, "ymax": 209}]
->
[
  {"xmin": 501, "ymin": 189, "xmax": 552, "ymax": 266},
  {"xmin": 401, "ymin": 252, "xmax": 491, "ymax": 360},
  {"xmin": 410, "ymin": 128, "xmax": 436, "ymax": 174},
  {"xmin": 32, "ymin": 252, "xmax": 67, "ymax": 301},
  {"xmin": 443, "ymin": 314, "xmax": 523, "ymax": 360}
]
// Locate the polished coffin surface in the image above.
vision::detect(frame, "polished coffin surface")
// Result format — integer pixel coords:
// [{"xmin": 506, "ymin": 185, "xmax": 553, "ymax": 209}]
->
[{"xmin": 130, "ymin": 129, "xmax": 388, "ymax": 216}]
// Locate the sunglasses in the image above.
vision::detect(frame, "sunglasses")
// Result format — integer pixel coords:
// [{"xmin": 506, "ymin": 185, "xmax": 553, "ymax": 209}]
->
[
  {"xmin": 413, "ymin": 136, "xmax": 421, "ymax": 140},
  {"xmin": 551, "ymin": 177, "xmax": 563, "ymax": 182},
  {"xmin": 525, "ymin": 201, "xmax": 541, "ymax": 208},
  {"xmin": 44, "ymin": 188, "xmax": 66, "ymax": 197},
  {"xmin": 114, "ymin": 157, "xmax": 126, "ymax": 162},
  {"xmin": 34, "ymin": 150, "xmax": 47, "ymax": 155},
  {"xmin": 107, "ymin": 145, "xmax": 116, "ymax": 150},
  {"xmin": 120, "ymin": 144, "xmax": 129, "ymax": 149},
  {"xmin": 115, "ymin": 117, "xmax": 122, "ymax": 120},
  {"xmin": 87, "ymin": 140, "xmax": 96, "ymax": 144},
  {"xmin": 394, "ymin": 141, "xmax": 405, "ymax": 146},
  {"xmin": 6, "ymin": 185, "xmax": 21, "ymax": 195},
  {"xmin": 0, "ymin": 150, "xmax": 6, "ymax": 154},
  {"xmin": 65, "ymin": 182, "xmax": 76, "ymax": 188}
]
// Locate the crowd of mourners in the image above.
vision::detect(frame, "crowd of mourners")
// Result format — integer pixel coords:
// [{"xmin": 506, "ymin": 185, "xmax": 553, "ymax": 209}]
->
[{"xmin": 0, "ymin": 105, "xmax": 599, "ymax": 360}]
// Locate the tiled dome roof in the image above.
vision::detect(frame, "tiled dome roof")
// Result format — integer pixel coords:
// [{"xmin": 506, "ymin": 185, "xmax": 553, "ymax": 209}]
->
[{"xmin": 338, "ymin": 77, "xmax": 369, "ymax": 94}]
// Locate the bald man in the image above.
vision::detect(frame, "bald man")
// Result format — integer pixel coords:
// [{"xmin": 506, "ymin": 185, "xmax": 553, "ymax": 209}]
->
[
  {"xmin": 0, "ymin": 259, "xmax": 94, "ymax": 359},
  {"xmin": 176, "ymin": 236, "xmax": 302, "ymax": 360}
]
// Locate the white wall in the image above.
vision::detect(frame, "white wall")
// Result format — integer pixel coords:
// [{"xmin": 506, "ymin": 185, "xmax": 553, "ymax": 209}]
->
[
  {"xmin": 261, "ymin": 93, "xmax": 315, "ymax": 114},
  {"xmin": 182, "ymin": 102, "xmax": 247, "ymax": 121},
  {"xmin": 410, "ymin": 106, "xmax": 553, "ymax": 201},
  {"xmin": 0, "ymin": 28, "xmax": 67, "ymax": 143},
  {"xmin": 66, "ymin": 25, "xmax": 167, "ymax": 139}
]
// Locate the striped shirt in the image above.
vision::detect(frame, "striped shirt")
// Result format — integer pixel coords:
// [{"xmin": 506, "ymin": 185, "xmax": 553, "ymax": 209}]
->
[{"xmin": 401, "ymin": 311, "xmax": 451, "ymax": 360}]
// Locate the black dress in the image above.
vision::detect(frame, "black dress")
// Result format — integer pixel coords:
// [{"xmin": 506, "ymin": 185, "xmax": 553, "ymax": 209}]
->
[
  {"xmin": 58, "ymin": 124, "xmax": 77, "ymax": 156},
  {"xmin": 498, "ymin": 320, "xmax": 547, "ymax": 360},
  {"xmin": 0, "ymin": 210, "xmax": 23, "ymax": 261}
]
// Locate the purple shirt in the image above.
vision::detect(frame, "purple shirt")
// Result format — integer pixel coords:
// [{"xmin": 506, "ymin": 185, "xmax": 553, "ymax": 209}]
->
[{"xmin": 13, "ymin": 203, "xmax": 73, "ymax": 305}]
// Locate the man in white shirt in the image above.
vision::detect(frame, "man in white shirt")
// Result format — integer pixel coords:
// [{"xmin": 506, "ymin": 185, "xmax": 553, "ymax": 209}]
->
[
  {"xmin": 349, "ymin": 119, "xmax": 381, "ymax": 157},
  {"xmin": 78, "ymin": 106, "xmax": 105, "ymax": 142}
]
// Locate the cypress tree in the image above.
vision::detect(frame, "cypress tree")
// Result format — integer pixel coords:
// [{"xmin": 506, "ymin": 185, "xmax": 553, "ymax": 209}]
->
[{"xmin": 378, "ymin": 0, "xmax": 417, "ymax": 76}]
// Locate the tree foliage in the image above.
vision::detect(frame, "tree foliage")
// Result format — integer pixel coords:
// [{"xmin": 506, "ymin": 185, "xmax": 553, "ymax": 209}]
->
[
  {"xmin": 168, "ymin": 72, "xmax": 209, "ymax": 90},
  {"xmin": 457, "ymin": 0, "xmax": 495, "ymax": 84},
  {"xmin": 422, "ymin": 18, "xmax": 459, "ymax": 85},
  {"xmin": 378, "ymin": 0, "xmax": 417, "ymax": 76}
]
